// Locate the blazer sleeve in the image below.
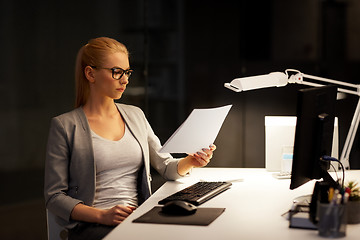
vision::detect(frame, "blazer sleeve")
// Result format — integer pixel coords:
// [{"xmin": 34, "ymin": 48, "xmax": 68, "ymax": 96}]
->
[
  {"xmin": 140, "ymin": 110, "xmax": 184, "ymax": 180},
  {"xmin": 44, "ymin": 117, "xmax": 83, "ymax": 224}
]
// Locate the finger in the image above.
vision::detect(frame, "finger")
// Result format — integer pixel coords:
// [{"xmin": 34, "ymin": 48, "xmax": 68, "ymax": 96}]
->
[
  {"xmin": 116, "ymin": 205, "xmax": 134, "ymax": 214},
  {"xmin": 113, "ymin": 207, "xmax": 132, "ymax": 218},
  {"xmin": 196, "ymin": 151, "xmax": 208, "ymax": 159},
  {"xmin": 196, "ymin": 147, "xmax": 209, "ymax": 155},
  {"xmin": 128, "ymin": 206, "xmax": 137, "ymax": 211},
  {"xmin": 209, "ymin": 144, "xmax": 216, "ymax": 151},
  {"xmin": 112, "ymin": 216, "xmax": 126, "ymax": 225},
  {"xmin": 193, "ymin": 145, "xmax": 215, "ymax": 157},
  {"xmin": 200, "ymin": 149, "xmax": 213, "ymax": 160},
  {"xmin": 124, "ymin": 206, "xmax": 136, "ymax": 213},
  {"xmin": 113, "ymin": 209, "xmax": 128, "ymax": 218},
  {"xmin": 199, "ymin": 158, "xmax": 210, "ymax": 165},
  {"xmin": 202, "ymin": 146, "xmax": 214, "ymax": 155},
  {"xmin": 202, "ymin": 148, "xmax": 213, "ymax": 157},
  {"xmin": 110, "ymin": 219, "xmax": 122, "ymax": 226},
  {"xmin": 202, "ymin": 148, "xmax": 210, "ymax": 154},
  {"xmin": 194, "ymin": 155, "xmax": 209, "ymax": 165},
  {"xmin": 200, "ymin": 145, "xmax": 215, "ymax": 153},
  {"xmin": 106, "ymin": 212, "xmax": 125, "ymax": 226}
]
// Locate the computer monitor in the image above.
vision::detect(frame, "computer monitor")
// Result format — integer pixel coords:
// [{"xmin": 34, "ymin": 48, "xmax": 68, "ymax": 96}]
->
[{"xmin": 290, "ymin": 85, "xmax": 338, "ymax": 190}]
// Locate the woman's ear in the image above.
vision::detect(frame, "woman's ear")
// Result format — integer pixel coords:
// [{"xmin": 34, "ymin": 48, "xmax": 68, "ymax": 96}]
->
[{"xmin": 84, "ymin": 66, "xmax": 95, "ymax": 83}]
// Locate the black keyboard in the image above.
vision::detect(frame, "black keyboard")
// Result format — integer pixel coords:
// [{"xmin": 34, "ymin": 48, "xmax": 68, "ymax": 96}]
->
[{"xmin": 158, "ymin": 181, "xmax": 232, "ymax": 206}]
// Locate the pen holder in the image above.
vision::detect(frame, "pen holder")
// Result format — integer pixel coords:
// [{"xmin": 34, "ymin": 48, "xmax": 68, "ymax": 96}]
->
[{"xmin": 317, "ymin": 202, "xmax": 347, "ymax": 238}]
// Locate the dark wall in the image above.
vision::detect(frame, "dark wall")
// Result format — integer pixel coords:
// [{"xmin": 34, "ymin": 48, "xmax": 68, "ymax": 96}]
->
[
  {"xmin": 183, "ymin": 0, "xmax": 360, "ymax": 169},
  {"xmin": 0, "ymin": 0, "xmax": 359, "ymax": 239}
]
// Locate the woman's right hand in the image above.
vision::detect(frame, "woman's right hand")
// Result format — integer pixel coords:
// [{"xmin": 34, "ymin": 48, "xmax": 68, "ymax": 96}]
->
[
  {"xmin": 71, "ymin": 203, "xmax": 136, "ymax": 226},
  {"xmin": 100, "ymin": 205, "xmax": 136, "ymax": 226}
]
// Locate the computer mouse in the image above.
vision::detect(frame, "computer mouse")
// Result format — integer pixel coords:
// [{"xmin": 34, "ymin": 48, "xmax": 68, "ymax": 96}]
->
[{"xmin": 161, "ymin": 200, "xmax": 197, "ymax": 216}]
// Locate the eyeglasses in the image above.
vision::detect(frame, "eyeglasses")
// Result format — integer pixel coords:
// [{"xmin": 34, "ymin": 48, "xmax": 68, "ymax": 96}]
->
[{"xmin": 91, "ymin": 66, "xmax": 133, "ymax": 80}]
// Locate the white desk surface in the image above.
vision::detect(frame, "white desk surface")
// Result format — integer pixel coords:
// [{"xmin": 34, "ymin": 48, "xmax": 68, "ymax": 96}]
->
[{"xmin": 104, "ymin": 168, "xmax": 360, "ymax": 240}]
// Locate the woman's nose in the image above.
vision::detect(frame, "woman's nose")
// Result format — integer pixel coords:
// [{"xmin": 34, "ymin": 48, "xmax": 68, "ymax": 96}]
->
[{"xmin": 120, "ymin": 75, "xmax": 129, "ymax": 84}]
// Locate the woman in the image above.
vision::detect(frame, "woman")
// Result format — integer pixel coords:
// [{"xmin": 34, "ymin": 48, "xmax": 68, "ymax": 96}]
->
[{"xmin": 44, "ymin": 37, "xmax": 215, "ymax": 239}]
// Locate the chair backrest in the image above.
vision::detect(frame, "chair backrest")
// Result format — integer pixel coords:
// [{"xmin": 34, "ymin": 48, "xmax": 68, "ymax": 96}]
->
[{"xmin": 46, "ymin": 209, "xmax": 68, "ymax": 240}]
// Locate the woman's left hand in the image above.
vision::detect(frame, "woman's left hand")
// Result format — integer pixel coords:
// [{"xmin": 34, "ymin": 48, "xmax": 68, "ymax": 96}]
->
[
  {"xmin": 177, "ymin": 144, "xmax": 216, "ymax": 176},
  {"xmin": 190, "ymin": 144, "xmax": 216, "ymax": 167}
]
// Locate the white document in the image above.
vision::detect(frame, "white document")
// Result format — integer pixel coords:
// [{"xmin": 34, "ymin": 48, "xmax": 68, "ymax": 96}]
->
[{"xmin": 159, "ymin": 105, "xmax": 232, "ymax": 154}]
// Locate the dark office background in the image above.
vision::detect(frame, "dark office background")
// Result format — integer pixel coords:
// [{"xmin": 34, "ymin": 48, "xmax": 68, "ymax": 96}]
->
[{"xmin": 1, "ymin": 0, "xmax": 360, "ymax": 239}]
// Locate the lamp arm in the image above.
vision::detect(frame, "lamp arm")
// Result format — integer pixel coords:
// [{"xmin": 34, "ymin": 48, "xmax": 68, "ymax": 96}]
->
[
  {"xmin": 339, "ymin": 98, "xmax": 360, "ymax": 169},
  {"xmin": 287, "ymin": 69, "xmax": 360, "ymax": 96},
  {"xmin": 287, "ymin": 69, "xmax": 360, "ymax": 170},
  {"xmin": 303, "ymin": 73, "xmax": 359, "ymax": 90},
  {"xmin": 291, "ymin": 78, "xmax": 359, "ymax": 96}
]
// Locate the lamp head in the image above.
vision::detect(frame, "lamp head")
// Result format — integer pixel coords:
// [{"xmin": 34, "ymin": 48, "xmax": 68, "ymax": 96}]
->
[{"xmin": 224, "ymin": 72, "xmax": 289, "ymax": 92}]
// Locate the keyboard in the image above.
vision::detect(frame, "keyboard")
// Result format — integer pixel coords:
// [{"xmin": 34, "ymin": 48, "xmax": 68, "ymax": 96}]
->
[{"xmin": 158, "ymin": 181, "xmax": 232, "ymax": 206}]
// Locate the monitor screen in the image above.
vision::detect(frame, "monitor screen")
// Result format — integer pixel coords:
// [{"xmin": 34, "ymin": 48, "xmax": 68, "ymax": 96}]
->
[{"xmin": 290, "ymin": 85, "xmax": 338, "ymax": 190}]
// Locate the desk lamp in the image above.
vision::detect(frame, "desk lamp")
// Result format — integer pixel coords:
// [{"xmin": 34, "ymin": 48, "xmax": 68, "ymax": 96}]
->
[{"xmin": 224, "ymin": 69, "xmax": 360, "ymax": 170}]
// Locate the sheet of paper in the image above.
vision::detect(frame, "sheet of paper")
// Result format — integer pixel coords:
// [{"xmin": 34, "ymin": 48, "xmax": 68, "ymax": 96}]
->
[{"xmin": 159, "ymin": 105, "xmax": 232, "ymax": 154}]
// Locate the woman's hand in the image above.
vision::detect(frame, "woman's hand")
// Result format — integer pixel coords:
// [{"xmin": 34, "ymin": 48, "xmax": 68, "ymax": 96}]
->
[
  {"xmin": 71, "ymin": 203, "xmax": 136, "ymax": 227},
  {"xmin": 100, "ymin": 205, "xmax": 136, "ymax": 226},
  {"xmin": 190, "ymin": 144, "xmax": 216, "ymax": 167},
  {"xmin": 177, "ymin": 144, "xmax": 216, "ymax": 176}
]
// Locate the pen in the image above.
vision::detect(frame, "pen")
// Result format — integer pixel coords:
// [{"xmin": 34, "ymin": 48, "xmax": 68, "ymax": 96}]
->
[
  {"xmin": 343, "ymin": 192, "xmax": 350, "ymax": 204},
  {"xmin": 328, "ymin": 187, "xmax": 334, "ymax": 203},
  {"xmin": 331, "ymin": 189, "xmax": 340, "ymax": 204},
  {"xmin": 336, "ymin": 193, "xmax": 342, "ymax": 205}
]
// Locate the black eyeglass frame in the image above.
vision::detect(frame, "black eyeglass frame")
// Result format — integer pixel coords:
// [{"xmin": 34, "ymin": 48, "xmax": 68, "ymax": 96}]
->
[{"xmin": 90, "ymin": 66, "xmax": 133, "ymax": 80}]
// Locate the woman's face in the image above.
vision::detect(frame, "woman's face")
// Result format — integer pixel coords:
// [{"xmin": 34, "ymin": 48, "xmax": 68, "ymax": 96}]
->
[{"xmin": 90, "ymin": 51, "xmax": 130, "ymax": 100}]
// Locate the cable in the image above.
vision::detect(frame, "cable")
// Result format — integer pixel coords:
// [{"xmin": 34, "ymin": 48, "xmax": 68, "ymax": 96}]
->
[
  {"xmin": 321, "ymin": 155, "xmax": 345, "ymax": 189},
  {"xmin": 329, "ymin": 162, "xmax": 339, "ymax": 181}
]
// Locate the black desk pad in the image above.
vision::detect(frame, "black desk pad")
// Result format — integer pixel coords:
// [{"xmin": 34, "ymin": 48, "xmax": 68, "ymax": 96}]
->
[{"xmin": 133, "ymin": 207, "xmax": 225, "ymax": 226}]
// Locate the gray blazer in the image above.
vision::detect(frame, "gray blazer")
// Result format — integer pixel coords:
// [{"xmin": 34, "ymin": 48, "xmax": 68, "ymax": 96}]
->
[{"xmin": 44, "ymin": 103, "xmax": 182, "ymax": 229}]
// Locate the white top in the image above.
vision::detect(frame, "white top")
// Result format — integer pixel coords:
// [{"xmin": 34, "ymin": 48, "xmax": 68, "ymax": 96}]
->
[{"xmin": 91, "ymin": 124, "xmax": 143, "ymax": 209}]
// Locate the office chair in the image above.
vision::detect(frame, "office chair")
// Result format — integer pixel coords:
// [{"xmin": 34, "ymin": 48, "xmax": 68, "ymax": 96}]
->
[{"xmin": 46, "ymin": 209, "xmax": 68, "ymax": 240}]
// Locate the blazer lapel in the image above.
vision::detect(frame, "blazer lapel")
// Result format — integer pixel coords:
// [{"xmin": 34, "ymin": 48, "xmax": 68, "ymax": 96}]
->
[
  {"xmin": 116, "ymin": 104, "xmax": 150, "ymax": 173},
  {"xmin": 116, "ymin": 104, "xmax": 152, "ymax": 201}
]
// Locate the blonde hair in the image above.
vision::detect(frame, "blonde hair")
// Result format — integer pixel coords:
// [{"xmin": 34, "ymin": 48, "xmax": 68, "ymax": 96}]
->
[{"xmin": 74, "ymin": 37, "xmax": 129, "ymax": 108}]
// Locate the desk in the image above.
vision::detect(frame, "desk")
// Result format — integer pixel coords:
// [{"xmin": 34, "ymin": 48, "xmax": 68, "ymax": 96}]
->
[{"xmin": 104, "ymin": 168, "xmax": 360, "ymax": 240}]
